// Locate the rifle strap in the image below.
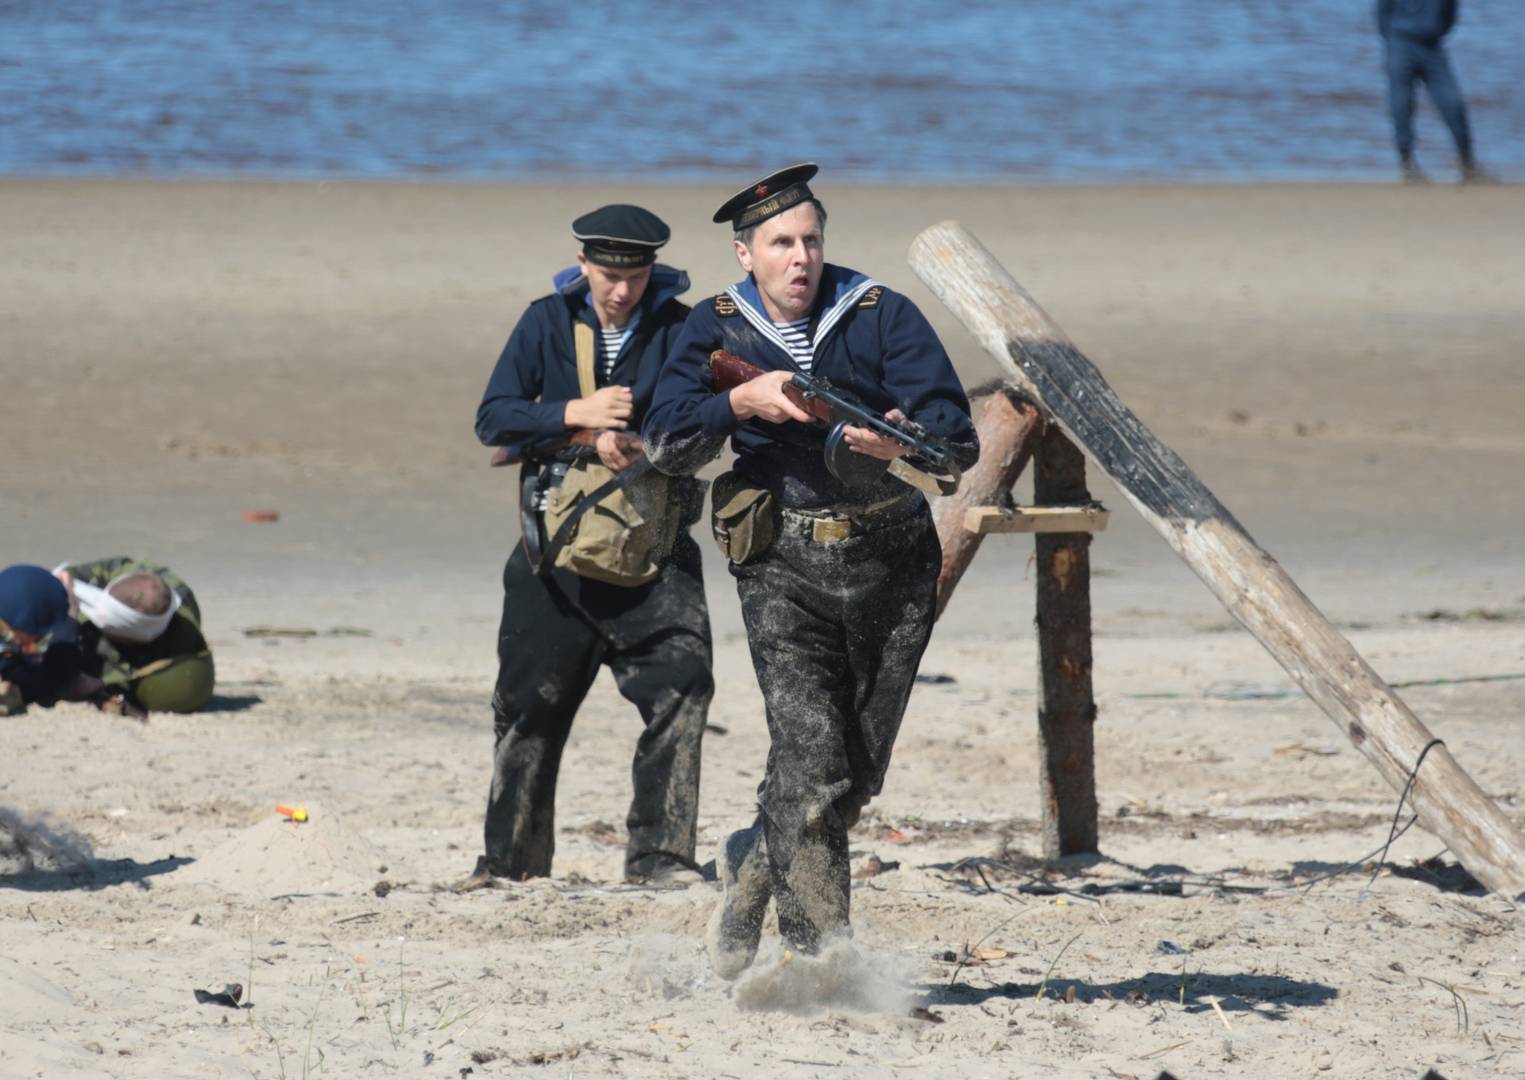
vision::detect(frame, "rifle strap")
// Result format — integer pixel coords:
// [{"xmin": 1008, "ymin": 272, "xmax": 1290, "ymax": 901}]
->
[
  {"xmin": 538, "ymin": 317, "xmax": 644, "ymax": 575},
  {"xmin": 527, "ymin": 316, "xmax": 652, "ymax": 649},
  {"xmin": 574, "ymin": 321, "xmax": 597, "ymax": 396}
]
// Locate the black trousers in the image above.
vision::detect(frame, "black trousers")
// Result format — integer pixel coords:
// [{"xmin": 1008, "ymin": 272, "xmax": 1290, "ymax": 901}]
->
[
  {"xmin": 729, "ymin": 499, "xmax": 940, "ymax": 950},
  {"xmin": 1384, "ymin": 36, "xmax": 1474, "ymax": 163},
  {"xmin": 483, "ymin": 533, "xmax": 712, "ymax": 880}
]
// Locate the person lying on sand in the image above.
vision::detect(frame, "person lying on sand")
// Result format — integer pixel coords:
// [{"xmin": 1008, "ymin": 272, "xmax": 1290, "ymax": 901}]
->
[
  {"xmin": 53, "ymin": 557, "xmax": 215, "ymax": 714},
  {"xmin": 1, "ymin": 563, "xmax": 89, "ymax": 716}
]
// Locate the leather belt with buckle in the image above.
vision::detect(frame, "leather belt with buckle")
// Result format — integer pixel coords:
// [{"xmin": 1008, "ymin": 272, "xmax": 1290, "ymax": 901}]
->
[
  {"xmin": 785, "ymin": 492, "xmax": 917, "ymax": 545},
  {"xmin": 811, "ymin": 518, "xmax": 852, "ymax": 544}
]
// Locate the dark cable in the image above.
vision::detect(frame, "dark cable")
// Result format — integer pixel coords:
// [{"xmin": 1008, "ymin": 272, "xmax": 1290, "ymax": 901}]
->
[
  {"xmin": 1297, "ymin": 737, "xmax": 1443, "ymax": 895},
  {"xmin": 1296, "ymin": 816, "xmax": 1419, "ymax": 894},
  {"xmin": 1366, "ymin": 738, "xmax": 1445, "ymax": 891}
]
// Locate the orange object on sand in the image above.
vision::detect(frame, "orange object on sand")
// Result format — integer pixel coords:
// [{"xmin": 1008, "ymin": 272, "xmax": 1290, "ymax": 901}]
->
[
  {"xmin": 275, "ymin": 804, "xmax": 308, "ymax": 822},
  {"xmin": 242, "ymin": 510, "xmax": 280, "ymax": 523}
]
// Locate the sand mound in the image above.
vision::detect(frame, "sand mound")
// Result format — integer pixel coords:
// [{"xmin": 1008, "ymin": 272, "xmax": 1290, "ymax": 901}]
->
[{"xmin": 182, "ymin": 803, "xmax": 388, "ymax": 897}]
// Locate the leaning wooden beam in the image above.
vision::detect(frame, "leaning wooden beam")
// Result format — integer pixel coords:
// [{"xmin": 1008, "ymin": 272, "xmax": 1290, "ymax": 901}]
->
[
  {"xmin": 910, "ymin": 221, "xmax": 1525, "ymax": 897},
  {"xmin": 932, "ymin": 387, "xmax": 1044, "ymax": 619},
  {"xmin": 965, "ymin": 505, "xmax": 1110, "ymax": 535}
]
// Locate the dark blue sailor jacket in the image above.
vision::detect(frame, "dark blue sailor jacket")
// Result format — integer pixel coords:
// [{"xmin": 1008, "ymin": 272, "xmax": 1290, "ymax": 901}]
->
[
  {"xmin": 476, "ymin": 264, "xmax": 692, "ymax": 457},
  {"xmin": 642, "ymin": 264, "xmax": 978, "ymax": 509}
]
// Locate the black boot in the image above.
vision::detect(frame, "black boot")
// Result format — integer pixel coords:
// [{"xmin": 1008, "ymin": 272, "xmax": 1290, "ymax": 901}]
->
[
  {"xmin": 450, "ymin": 854, "xmax": 507, "ymax": 893},
  {"xmin": 1400, "ymin": 151, "xmax": 1429, "ymax": 185},
  {"xmin": 706, "ymin": 825, "xmax": 772, "ymax": 979},
  {"xmin": 626, "ymin": 851, "xmax": 708, "ymax": 885}
]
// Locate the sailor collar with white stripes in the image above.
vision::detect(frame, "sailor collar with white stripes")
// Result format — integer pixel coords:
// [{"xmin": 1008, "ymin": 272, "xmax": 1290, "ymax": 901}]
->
[{"xmin": 722, "ymin": 273, "xmax": 883, "ymax": 371}]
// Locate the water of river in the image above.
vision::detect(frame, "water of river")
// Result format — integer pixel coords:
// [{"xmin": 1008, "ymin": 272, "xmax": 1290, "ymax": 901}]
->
[{"xmin": 2, "ymin": 1, "xmax": 1520, "ymax": 181}]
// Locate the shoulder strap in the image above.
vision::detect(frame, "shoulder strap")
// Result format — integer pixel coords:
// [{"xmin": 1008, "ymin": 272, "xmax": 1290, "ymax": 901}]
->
[{"xmin": 574, "ymin": 321, "xmax": 597, "ymax": 395}]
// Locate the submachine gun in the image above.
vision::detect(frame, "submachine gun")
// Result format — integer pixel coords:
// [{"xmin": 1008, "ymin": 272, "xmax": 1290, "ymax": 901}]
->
[{"xmin": 709, "ymin": 350, "xmax": 961, "ymax": 497}]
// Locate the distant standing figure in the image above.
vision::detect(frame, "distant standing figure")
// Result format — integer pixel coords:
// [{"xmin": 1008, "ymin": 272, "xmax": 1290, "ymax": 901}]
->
[{"xmin": 1376, "ymin": 0, "xmax": 1488, "ymax": 182}]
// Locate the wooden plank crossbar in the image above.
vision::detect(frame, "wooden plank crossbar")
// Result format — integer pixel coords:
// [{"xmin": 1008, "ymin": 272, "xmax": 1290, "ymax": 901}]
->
[{"xmin": 965, "ymin": 504, "xmax": 1110, "ymax": 535}]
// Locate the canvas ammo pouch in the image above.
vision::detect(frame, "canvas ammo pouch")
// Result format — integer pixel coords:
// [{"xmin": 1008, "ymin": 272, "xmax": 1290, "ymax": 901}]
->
[
  {"xmin": 710, "ymin": 470, "xmax": 778, "ymax": 565},
  {"xmin": 544, "ymin": 459, "xmax": 676, "ymax": 586},
  {"xmin": 540, "ymin": 322, "xmax": 681, "ymax": 587}
]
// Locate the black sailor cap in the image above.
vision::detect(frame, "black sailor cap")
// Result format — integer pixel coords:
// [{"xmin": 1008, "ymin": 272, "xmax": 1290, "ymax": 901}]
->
[
  {"xmin": 572, "ymin": 204, "xmax": 670, "ymax": 268},
  {"xmin": 712, "ymin": 162, "xmax": 819, "ymax": 230}
]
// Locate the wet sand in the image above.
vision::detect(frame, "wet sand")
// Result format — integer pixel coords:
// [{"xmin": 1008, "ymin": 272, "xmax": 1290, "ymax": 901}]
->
[{"xmin": 2, "ymin": 179, "xmax": 1523, "ymax": 1077}]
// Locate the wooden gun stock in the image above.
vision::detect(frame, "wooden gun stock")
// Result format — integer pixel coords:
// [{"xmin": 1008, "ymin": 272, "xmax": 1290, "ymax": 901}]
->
[
  {"xmin": 488, "ymin": 429, "xmax": 603, "ymax": 468},
  {"xmin": 709, "ymin": 350, "xmax": 832, "ymax": 425}
]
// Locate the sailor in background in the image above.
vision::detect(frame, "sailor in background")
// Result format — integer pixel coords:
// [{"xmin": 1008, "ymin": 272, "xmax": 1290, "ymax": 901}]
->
[
  {"xmin": 469, "ymin": 205, "xmax": 713, "ymax": 886},
  {"xmin": 642, "ymin": 164, "xmax": 979, "ymax": 975}
]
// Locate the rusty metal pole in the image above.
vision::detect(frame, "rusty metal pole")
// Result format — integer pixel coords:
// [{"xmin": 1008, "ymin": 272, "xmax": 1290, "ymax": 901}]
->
[{"xmin": 1034, "ymin": 427, "xmax": 1099, "ymax": 857}]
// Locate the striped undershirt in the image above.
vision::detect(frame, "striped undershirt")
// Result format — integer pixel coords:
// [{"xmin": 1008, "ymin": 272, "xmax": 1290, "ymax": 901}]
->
[
  {"xmin": 774, "ymin": 317, "xmax": 813, "ymax": 372},
  {"xmin": 598, "ymin": 324, "xmax": 632, "ymax": 381}
]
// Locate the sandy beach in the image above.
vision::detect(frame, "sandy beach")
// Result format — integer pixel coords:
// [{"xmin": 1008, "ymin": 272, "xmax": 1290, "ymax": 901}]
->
[{"xmin": 2, "ymin": 179, "xmax": 1523, "ymax": 1078}]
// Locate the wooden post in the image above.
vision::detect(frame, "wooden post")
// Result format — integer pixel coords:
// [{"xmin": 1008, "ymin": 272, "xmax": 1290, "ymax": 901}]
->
[
  {"xmin": 932, "ymin": 387, "xmax": 1044, "ymax": 619},
  {"xmin": 1034, "ymin": 428, "xmax": 1099, "ymax": 857},
  {"xmin": 909, "ymin": 221, "xmax": 1525, "ymax": 896}
]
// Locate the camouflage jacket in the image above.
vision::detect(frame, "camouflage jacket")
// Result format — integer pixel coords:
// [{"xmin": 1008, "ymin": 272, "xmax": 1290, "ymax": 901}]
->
[{"xmin": 63, "ymin": 557, "xmax": 210, "ymax": 691}]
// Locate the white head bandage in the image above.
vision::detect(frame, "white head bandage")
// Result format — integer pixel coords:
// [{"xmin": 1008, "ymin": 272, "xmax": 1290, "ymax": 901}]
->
[{"xmin": 71, "ymin": 575, "xmax": 181, "ymax": 644}]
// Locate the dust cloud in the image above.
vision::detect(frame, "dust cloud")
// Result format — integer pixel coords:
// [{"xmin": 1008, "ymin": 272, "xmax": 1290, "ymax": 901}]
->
[
  {"xmin": 733, "ymin": 937, "xmax": 916, "ymax": 1016},
  {"xmin": 0, "ymin": 807, "xmax": 95, "ymax": 877}
]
